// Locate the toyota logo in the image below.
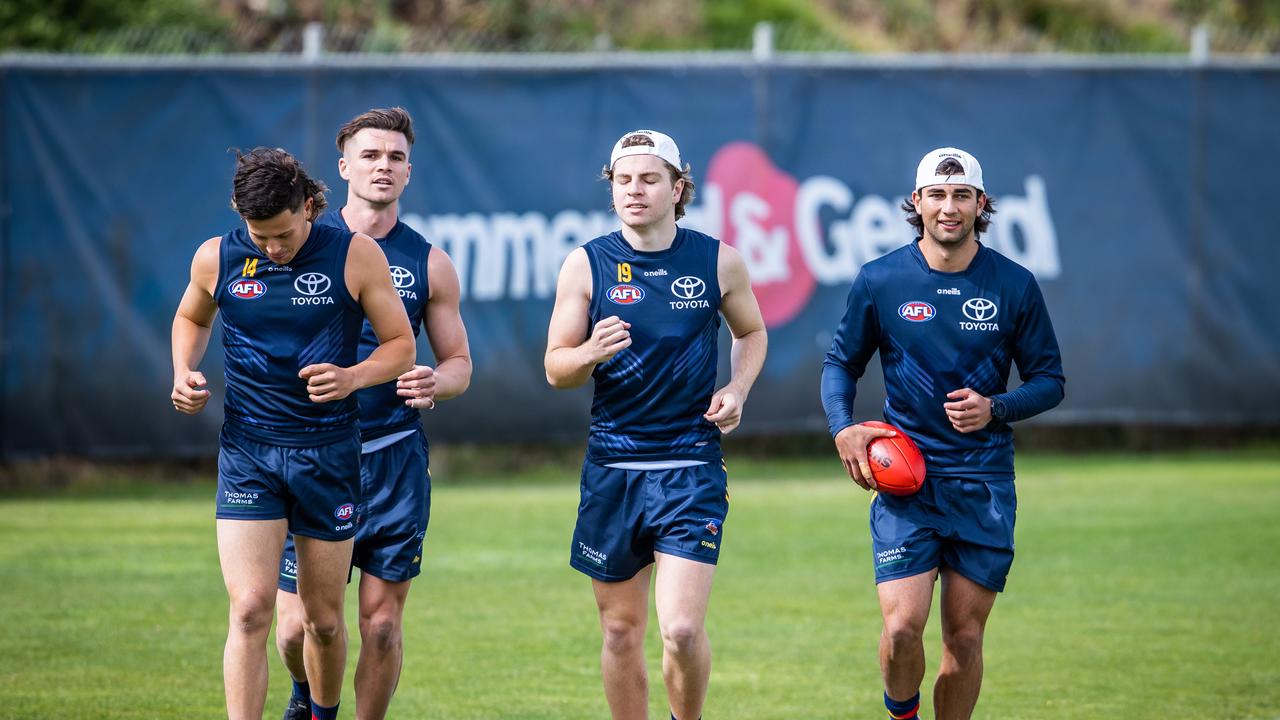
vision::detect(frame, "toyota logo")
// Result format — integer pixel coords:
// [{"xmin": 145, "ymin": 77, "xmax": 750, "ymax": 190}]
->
[
  {"xmin": 389, "ymin": 266, "xmax": 415, "ymax": 289},
  {"xmin": 962, "ymin": 298, "xmax": 998, "ymax": 322},
  {"xmin": 295, "ymin": 272, "xmax": 331, "ymax": 296},
  {"xmin": 670, "ymin": 276, "xmax": 706, "ymax": 300}
]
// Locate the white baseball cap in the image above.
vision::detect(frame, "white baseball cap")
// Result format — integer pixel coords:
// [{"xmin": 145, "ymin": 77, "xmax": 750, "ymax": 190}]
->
[
  {"xmin": 914, "ymin": 147, "xmax": 984, "ymax": 192},
  {"xmin": 609, "ymin": 129, "xmax": 683, "ymax": 171}
]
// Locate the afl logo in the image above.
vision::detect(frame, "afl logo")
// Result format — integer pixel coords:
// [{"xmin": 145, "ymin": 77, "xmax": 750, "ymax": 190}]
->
[
  {"xmin": 334, "ymin": 503, "xmax": 355, "ymax": 521},
  {"xmin": 671, "ymin": 276, "xmax": 706, "ymax": 300},
  {"xmin": 962, "ymin": 298, "xmax": 998, "ymax": 322},
  {"xmin": 294, "ymin": 272, "xmax": 331, "ymax": 296},
  {"xmin": 607, "ymin": 284, "xmax": 645, "ymax": 305},
  {"xmin": 228, "ymin": 279, "xmax": 266, "ymax": 300},
  {"xmin": 389, "ymin": 266, "xmax": 415, "ymax": 289},
  {"xmin": 898, "ymin": 301, "xmax": 936, "ymax": 322}
]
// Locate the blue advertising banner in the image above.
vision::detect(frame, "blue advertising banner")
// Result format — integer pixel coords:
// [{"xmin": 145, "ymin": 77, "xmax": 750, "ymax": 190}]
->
[{"xmin": 2, "ymin": 58, "xmax": 1278, "ymax": 458}]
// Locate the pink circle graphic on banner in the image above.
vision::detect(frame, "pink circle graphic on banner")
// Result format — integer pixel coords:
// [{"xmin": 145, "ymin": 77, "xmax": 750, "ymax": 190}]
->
[{"xmin": 706, "ymin": 142, "xmax": 816, "ymax": 328}]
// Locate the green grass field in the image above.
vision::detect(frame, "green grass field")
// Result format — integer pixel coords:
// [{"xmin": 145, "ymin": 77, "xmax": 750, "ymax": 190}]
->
[{"xmin": 2, "ymin": 451, "xmax": 1278, "ymax": 719}]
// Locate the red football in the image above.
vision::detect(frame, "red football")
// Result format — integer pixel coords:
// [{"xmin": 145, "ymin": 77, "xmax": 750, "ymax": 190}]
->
[{"xmin": 862, "ymin": 421, "xmax": 926, "ymax": 496}]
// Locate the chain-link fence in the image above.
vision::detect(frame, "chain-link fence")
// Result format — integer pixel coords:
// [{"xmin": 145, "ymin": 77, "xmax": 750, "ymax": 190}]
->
[{"xmin": 45, "ymin": 18, "xmax": 1280, "ymax": 57}]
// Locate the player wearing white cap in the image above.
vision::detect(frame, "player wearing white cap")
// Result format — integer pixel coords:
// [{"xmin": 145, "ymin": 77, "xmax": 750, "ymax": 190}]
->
[
  {"xmin": 545, "ymin": 129, "xmax": 767, "ymax": 720},
  {"xmin": 821, "ymin": 148, "xmax": 1064, "ymax": 719}
]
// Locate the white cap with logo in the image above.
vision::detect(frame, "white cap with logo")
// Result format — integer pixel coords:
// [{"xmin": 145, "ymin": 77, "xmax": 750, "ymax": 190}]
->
[
  {"xmin": 914, "ymin": 147, "xmax": 984, "ymax": 192},
  {"xmin": 610, "ymin": 129, "xmax": 683, "ymax": 171}
]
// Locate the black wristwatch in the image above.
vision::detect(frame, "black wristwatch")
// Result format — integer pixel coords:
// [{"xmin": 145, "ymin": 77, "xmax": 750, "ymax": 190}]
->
[{"xmin": 990, "ymin": 396, "xmax": 1008, "ymax": 422}]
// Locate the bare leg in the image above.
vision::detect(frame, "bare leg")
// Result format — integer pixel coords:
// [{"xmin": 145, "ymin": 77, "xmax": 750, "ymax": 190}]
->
[
  {"xmin": 592, "ymin": 565, "xmax": 654, "ymax": 720},
  {"xmin": 217, "ymin": 518, "xmax": 287, "ymax": 720},
  {"xmin": 354, "ymin": 573, "xmax": 412, "ymax": 720},
  {"xmin": 653, "ymin": 552, "xmax": 717, "ymax": 720},
  {"xmin": 877, "ymin": 571, "xmax": 938, "ymax": 704},
  {"xmin": 274, "ymin": 588, "xmax": 308, "ymax": 683},
  {"xmin": 293, "ymin": 534, "xmax": 355, "ymax": 708},
  {"xmin": 933, "ymin": 569, "xmax": 997, "ymax": 720}
]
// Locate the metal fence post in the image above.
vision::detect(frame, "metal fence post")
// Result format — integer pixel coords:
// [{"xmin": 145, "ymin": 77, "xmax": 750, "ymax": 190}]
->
[
  {"xmin": 302, "ymin": 21, "xmax": 325, "ymax": 61},
  {"xmin": 753, "ymin": 22, "xmax": 774, "ymax": 62}
]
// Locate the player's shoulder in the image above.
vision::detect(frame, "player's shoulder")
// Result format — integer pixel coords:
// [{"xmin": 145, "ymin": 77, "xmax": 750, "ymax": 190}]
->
[
  {"xmin": 980, "ymin": 245, "xmax": 1040, "ymax": 299},
  {"xmin": 346, "ymin": 231, "xmax": 381, "ymax": 260},
  {"xmin": 393, "ymin": 217, "xmax": 432, "ymax": 247},
  {"xmin": 981, "ymin": 243, "xmax": 1035, "ymax": 280},
  {"xmin": 195, "ymin": 235, "xmax": 223, "ymax": 263},
  {"xmin": 580, "ymin": 230, "xmax": 627, "ymax": 260},
  {"xmin": 858, "ymin": 242, "xmax": 919, "ymax": 283},
  {"xmin": 314, "ymin": 207, "xmax": 348, "ymax": 231},
  {"xmin": 678, "ymin": 225, "xmax": 721, "ymax": 247},
  {"xmin": 583, "ymin": 229, "xmax": 623, "ymax": 249}
]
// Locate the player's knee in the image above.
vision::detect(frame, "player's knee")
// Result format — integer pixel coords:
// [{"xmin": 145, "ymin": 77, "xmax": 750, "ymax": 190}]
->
[
  {"xmin": 227, "ymin": 591, "xmax": 275, "ymax": 636},
  {"xmin": 941, "ymin": 625, "xmax": 984, "ymax": 666},
  {"xmin": 882, "ymin": 617, "xmax": 925, "ymax": 654},
  {"xmin": 302, "ymin": 612, "xmax": 345, "ymax": 644},
  {"xmin": 360, "ymin": 612, "xmax": 402, "ymax": 653},
  {"xmin": 659, "ymin": 620, "xmax": 705, "ymax": 657},
  {"xmin": 276, "ymin": 615, "xmax": 306, "ymax": 654},
  {"xmin": 600, "ymin": 617, "xmax": 645, "ymax": 656}
]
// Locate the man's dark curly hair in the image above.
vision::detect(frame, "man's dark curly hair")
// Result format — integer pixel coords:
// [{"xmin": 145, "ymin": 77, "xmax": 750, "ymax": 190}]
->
[{"xmin": 230, "ymin": 147, "xmax": 328, "ymax": 221}]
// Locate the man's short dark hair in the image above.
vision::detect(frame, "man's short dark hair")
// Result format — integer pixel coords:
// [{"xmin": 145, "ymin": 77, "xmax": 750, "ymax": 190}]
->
[
  {"xmin": 336, "ymin": 107, "xmax": 416, "ymax": 152},
  {"xmin": 932, "ymin": 157, "xmax": 966, "ymax": 178},
  {"xmin": 230, "ymin": 147, "xmax": 328, "ymax": 221}
]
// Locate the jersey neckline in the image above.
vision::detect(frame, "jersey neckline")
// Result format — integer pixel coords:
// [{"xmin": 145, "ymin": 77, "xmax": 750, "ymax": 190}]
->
[
  {"xmin": 611, "ymin": 225, "xmax": 689, "ymax": 258},
  {"xmin": 908, "ymin": 238, "xmax": 989, "ymax": 277}
]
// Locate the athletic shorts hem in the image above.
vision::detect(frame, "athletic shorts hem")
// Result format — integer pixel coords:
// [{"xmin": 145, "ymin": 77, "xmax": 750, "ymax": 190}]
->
[
  {"xmin": 569, "ymin": 558, "xmax": 648, "ymax": 583},
  {"xmin": 215, "ymin": 511, "xmax": 288, "ymax": 521},
  {"xmin": 291, "ymin": 528, "xmax": 357, "ymax": 542},
  {"xmin": 355, "ymin": 562, "xmax": 421, "ymax": 584},
  {"xmin": 874, "ymin": 564, "xmax": 940, "ymax": 585},
  {"xmin": 653, "ymin": 544, "xmax": 719, "ymax": 566},
  {"xmin": 944, "ymin": 561, "xmax": 1008, "ymax": 593},
  {"xmin": 277, "ymin": 578, "xmax": 298, "ymax": 594}
]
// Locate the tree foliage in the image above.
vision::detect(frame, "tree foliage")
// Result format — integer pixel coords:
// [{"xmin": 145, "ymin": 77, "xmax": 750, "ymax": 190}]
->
[{"xmin": 2, "ymin": 0, "xmax": 1277, "ymax": 54}]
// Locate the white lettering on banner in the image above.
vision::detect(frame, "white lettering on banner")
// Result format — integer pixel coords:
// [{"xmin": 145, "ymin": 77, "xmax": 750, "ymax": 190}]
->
[
  {"xmin": 794, "ymin": 176, "xmax": 856, "ymax": 284},
  {"xmin": 404, "ymin": 210, "xmax": 613, "ymax": 301},
  {"xmin": 987, "ymin": 175, "xmax": 1061, "ymax": 278},
  {"xmin": 401, "ymin": 171, "xmax": 1060, "ymax": 303}
]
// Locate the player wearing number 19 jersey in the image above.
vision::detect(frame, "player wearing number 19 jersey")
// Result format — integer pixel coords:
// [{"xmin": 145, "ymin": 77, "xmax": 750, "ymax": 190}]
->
[
  {"xmin": 821, "ymin": 147, "xmax": 1064, "ymax": 720},
  {"xmin": 545, "ymin": 130, "xmax": 767, "ymax": 720}
]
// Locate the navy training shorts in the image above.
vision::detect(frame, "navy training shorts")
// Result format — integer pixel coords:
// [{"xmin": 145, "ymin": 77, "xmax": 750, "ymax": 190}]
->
[
  {"xmin": 870, "ymin": 475, "xmax": 1017, "ymax": 592},
  {"xmin": 279, "ymin": 428, "xmax": 430, "ymax": 592},
  {"xmin": 570, "ymin": 459, "xmax": 729, "ymax": 582},
  {"xmin": 216, "ymin": 423, "xmax": 360, "ymax": 542}
]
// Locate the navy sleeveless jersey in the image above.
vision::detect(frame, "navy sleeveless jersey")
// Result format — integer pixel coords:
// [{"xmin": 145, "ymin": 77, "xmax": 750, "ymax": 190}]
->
[
  {"xmin": 316, "ymin": 209, "xmax": 431, "ymax": 441},
  {"xmin": 214, "ymin": 222, "xmax": 364, "ymax": 446},
  {"xmin": 821, "ymin": 242, "xmax": 1064, "ymax": 479},
  {"xmin": 583, "ymin": 227, "xmax": 723, "ymax": 464}
]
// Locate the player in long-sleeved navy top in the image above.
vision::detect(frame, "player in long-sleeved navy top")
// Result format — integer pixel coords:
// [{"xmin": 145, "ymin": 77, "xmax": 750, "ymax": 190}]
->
[{"xmin": 820, "ymin": 148, "xmax": 1064, "ymax": 720}]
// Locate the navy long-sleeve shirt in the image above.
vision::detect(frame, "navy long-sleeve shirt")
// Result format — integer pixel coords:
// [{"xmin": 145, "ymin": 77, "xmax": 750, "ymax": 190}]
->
[{"xmin": 821, "ymin": 241, "xmax": 1064, "ymax": 480}]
